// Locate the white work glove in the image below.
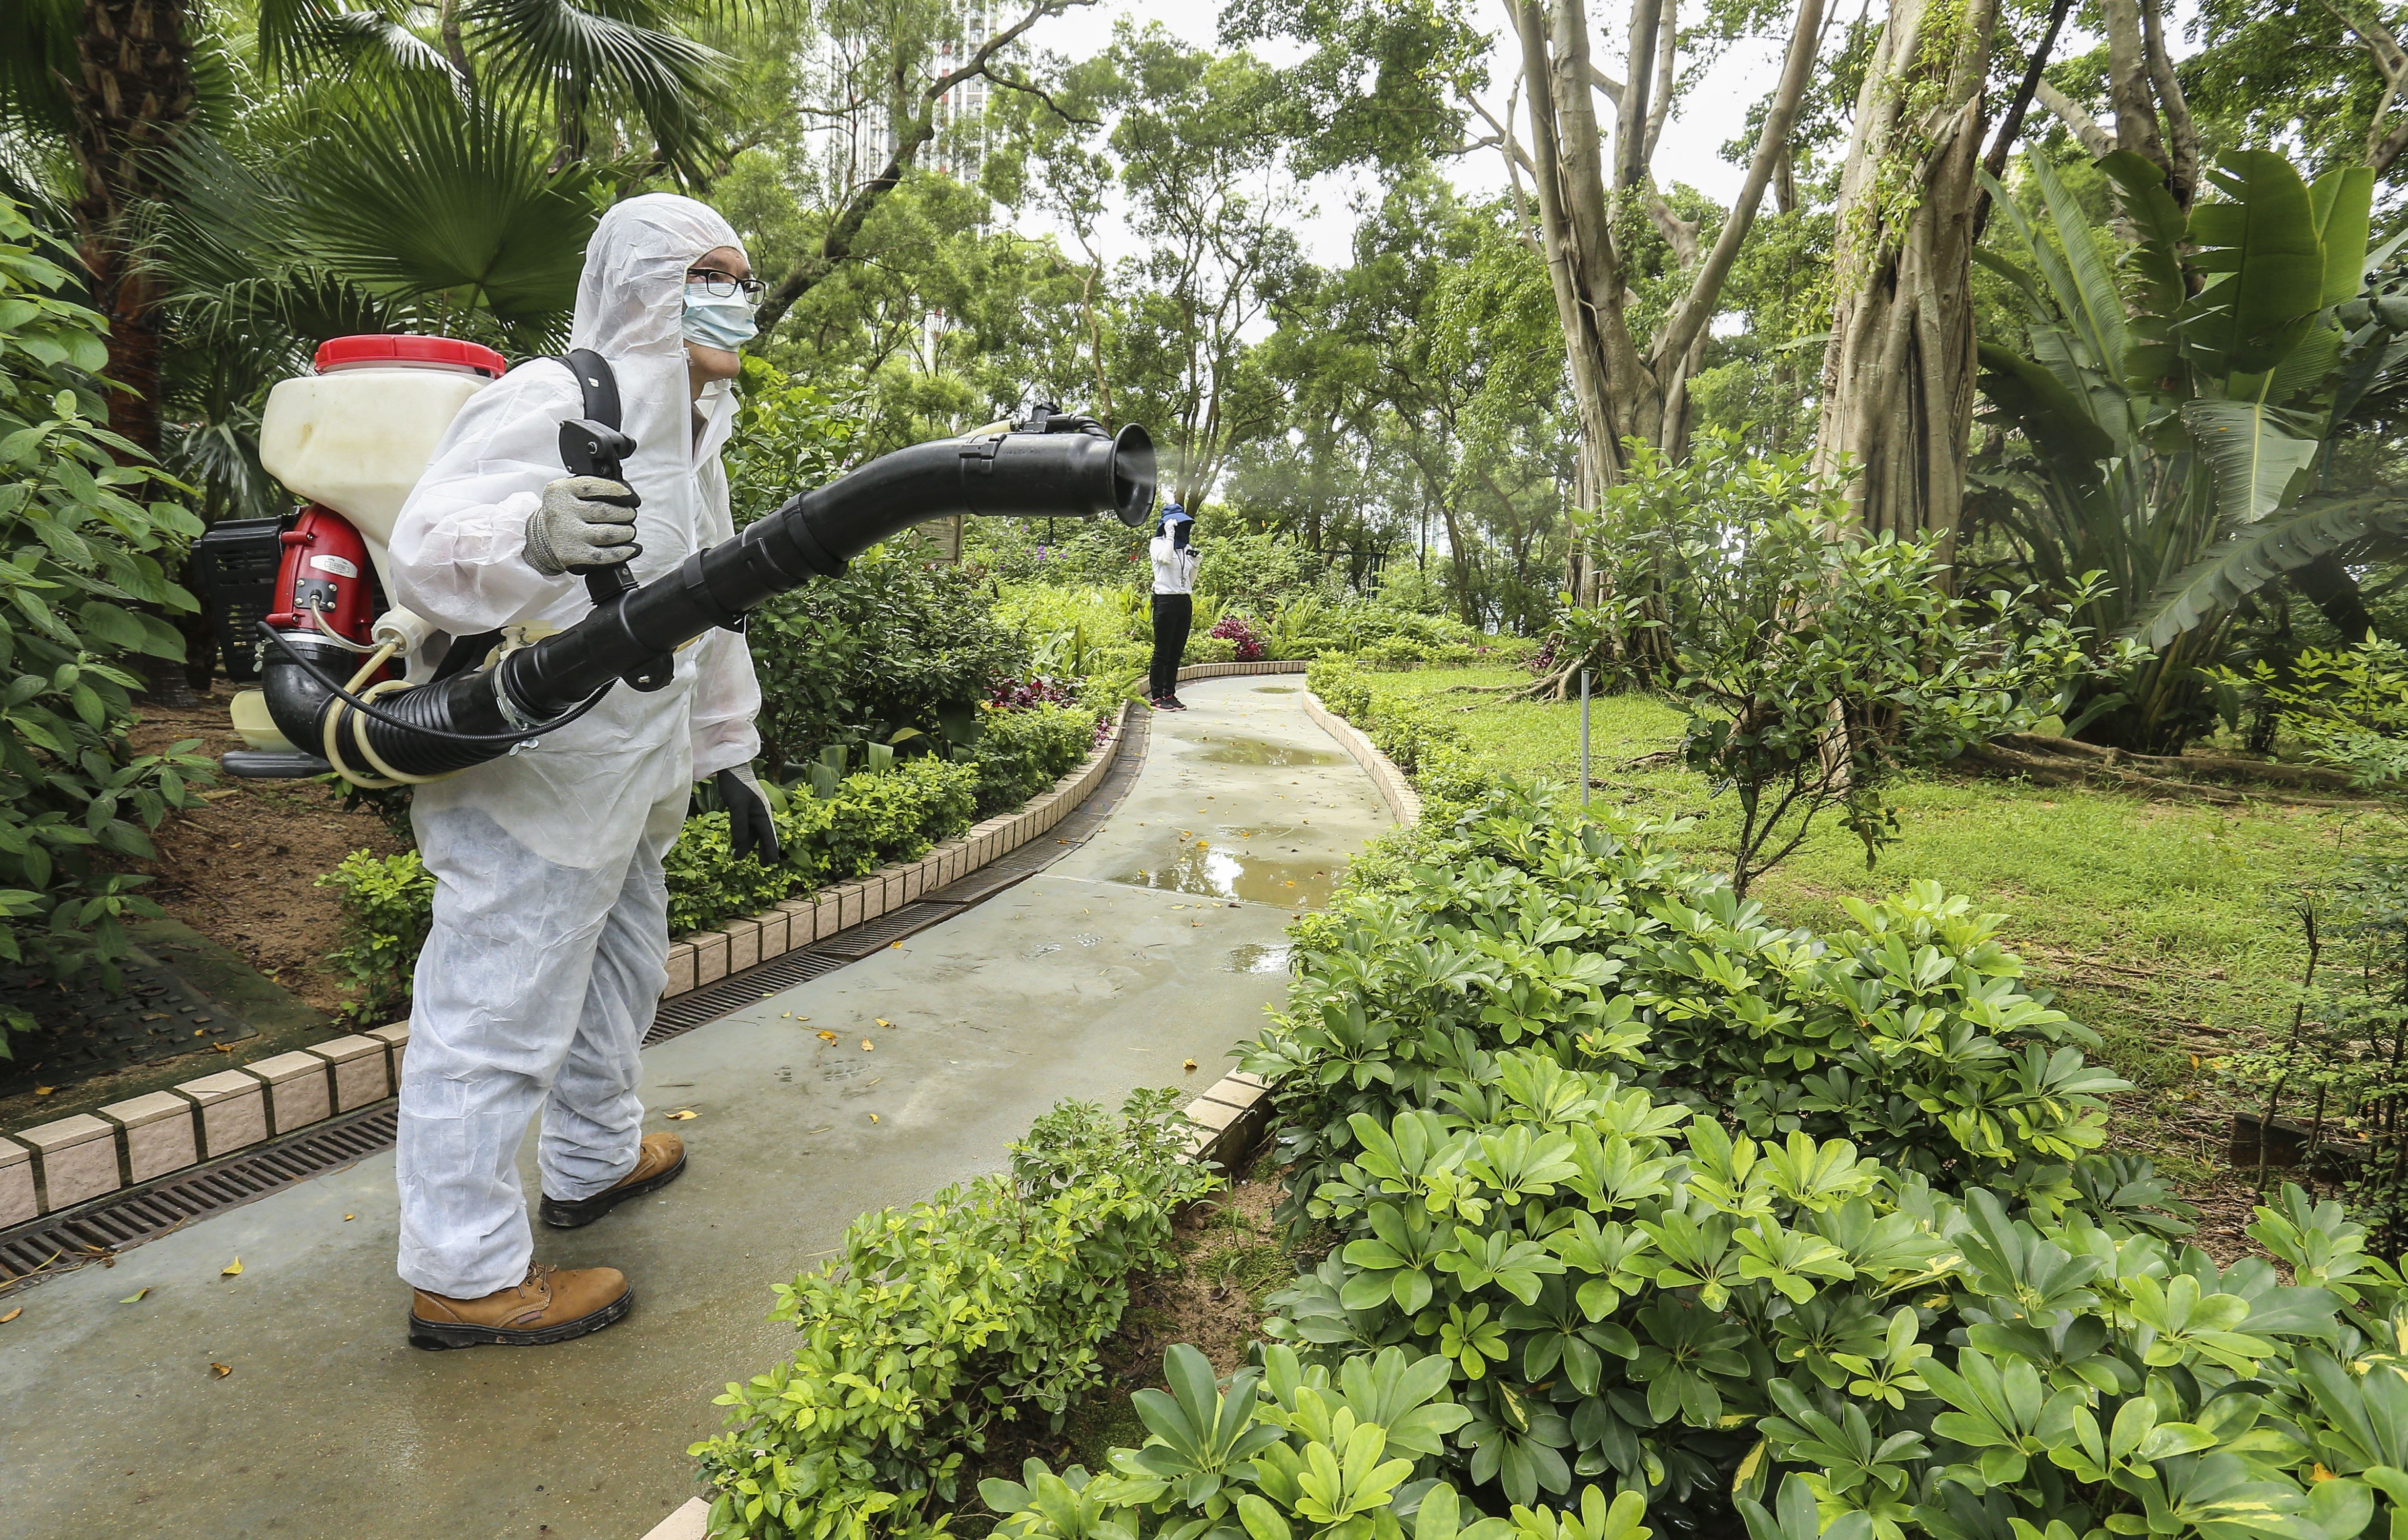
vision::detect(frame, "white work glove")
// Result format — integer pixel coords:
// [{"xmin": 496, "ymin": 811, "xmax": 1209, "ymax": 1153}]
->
[{"xmin": 523, "ymin": 476, "xmax": 640, "ymax": 577}]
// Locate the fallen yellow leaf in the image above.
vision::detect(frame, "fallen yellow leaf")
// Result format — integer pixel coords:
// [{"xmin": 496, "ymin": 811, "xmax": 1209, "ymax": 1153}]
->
[
  {"xmin": 869, "ymin": 1113, "xmax": 880, "ymax": 1124},
  {"xmin": 875, "ymin": 1019, "xmax": 891, "ymax": 1027},
  {"xmin": 212, "ymin": 1043, "xmax": 234, "ymax": 1053},
  {"xmin": 861, "ymin": 1040, "xmax": 875, "ymax": 1051},
  {"xmin": 817, "ymin": 1029, "xmax": 838, "ymax": 1043},
  {"xmin": 1197, "ymin": 841, "xmax": 1209, "ymax": 849},
  {"xmin": 343, "ymin": 1214, "xmax": 354, "ymax": 1222},
  {"xmin": 210, "ymin": 1362, "xmax": 232, "ymax": 1379},
  {"xmin": 121, "ymin": 1288, "xmax": 149, "ymax": 1303},
  {"xmin": 1182, "ymin": 1059, "xmax": 1198, "ymax": 1072},
  {"xmin": 667, "ymin": 1109, "xmax": 698, "ymax": 1121},
  {"xmin": 0, "ymin": 1306, "xmax": 20, "ymax": 1324},
  {"xmin": 221, "ymin": 1258, "xmax": 242, "ymax": 1278},
  {"xmin": 33, "ymin": 1085, "xmax": 52, "ymax": 1096},
  {"xmin": 890, "ymin": 941, "xmax": 903, "ymax": 949}
]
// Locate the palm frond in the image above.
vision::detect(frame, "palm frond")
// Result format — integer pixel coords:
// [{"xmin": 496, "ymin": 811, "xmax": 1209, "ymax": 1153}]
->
[
  {"xmin": 278, "ymin": 89, "xmax": 602, "ymax": 329},
  {"xmin": 0, "ymin": 0, "xmax": 77, "ymax": 139},
  {"xmin": 465, "ymin": 0, "xmax": 730, "ymax": 163}
]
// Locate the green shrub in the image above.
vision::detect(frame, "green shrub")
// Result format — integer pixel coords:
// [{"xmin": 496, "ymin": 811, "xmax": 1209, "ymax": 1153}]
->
[
  {"xmin": 1267, "ymin": 1045, "xmax": 2397, "ymax": 1527},
  {"xmin": 1305, "ymin": 657, "xmax": 1500, "ymax": 816},
  {"xmin": 1243, "ymin": 783, "xmax": 2139, "ymax": 1227},
  {"xmin": 1229, "ymin": 781, "xmax": 2408, "ymax": 1540},
  {"xmin": 664, "ymin": 792, "xmax": 835, "ymax": 937},
  {"xmin": 666, "ymin": 758, "xmax": 976, "ymax": 935},
  {"xmin": 692, "ymin": 1089, "xmax": 1220, "ymax": 1540},
  {"xmin": 1309, "ymin": 656, "xmax": 1376, "ymax": 722},
  {"xmin": 823, "ymin": 756, "xmax": 977, "ymax": 880},
  {"xmin": 318, "ymin": 849, "xmax": 436, "ymax": 1023},
  {"xmin": 1666, "ymin": 501, "xmax": 2108, "ymax": 895},
  {"xmin": 972, "ymin": 703, "xmax": 1095, "ymax": 817},
  {"xmin": 726, "ymin": 357, "xmax": 859, "ymax": 524},
  {"xmin": 742, "ymin": 544, "xmax": 1030, "ymax": 775},
  {"xmin": 0, "ymin": 194, "xmax": 212, "ymax": 1037},
  {"xmin": 980, "ymin": 1343, "xmax": 1650, "ymax": 1540}
]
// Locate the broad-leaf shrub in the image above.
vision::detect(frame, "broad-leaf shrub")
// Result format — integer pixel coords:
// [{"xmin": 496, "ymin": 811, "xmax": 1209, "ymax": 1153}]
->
[
  {"xmin": 692, "ymin": 1090, "xmax": 1219, "ymax": 1540},
  {"xmin": 0, "ymin": 195, "xmax": 212, "ymax": 1030},
  {"xmin": 983, "ymin": 1341, "xmax": 1654, "ymax": 1540},
  {"xmin": 742, "ymin": 544, "xmax": 1031, "ymax": 775},
  {"xmin": 1241, "ymin": 784, "xmax": 2134, "ymax": 1218},
  {"xmin": 970, "ymin": 703, "xmax": 1095, "ymax": 816},
  {"xmin": 317, "ymin": 849, "xmax": 435, "ymax": 1023},
  {"xmin": 1242, "ymin": 786, "xmax": 2408, "ymax": 1540}
]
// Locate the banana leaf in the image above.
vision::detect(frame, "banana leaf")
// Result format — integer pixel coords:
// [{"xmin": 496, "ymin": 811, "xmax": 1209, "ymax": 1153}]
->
[
  {"xmin": 2186, "ymin": 151, "xmax": 2328, "ymax": 377},
  {"xmin": 2130, "ymin": 492, "xmax": 2408, "ymax": 650},
  {"xmin": 2179, "ymin": 394, "xmax": 2320, "ymax": 525}
]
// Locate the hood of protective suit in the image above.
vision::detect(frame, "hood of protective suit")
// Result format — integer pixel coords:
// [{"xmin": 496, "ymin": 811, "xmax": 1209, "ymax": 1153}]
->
[{"xmin": 570, "ymin": 195, "xmax": 745, "ymax": 587}]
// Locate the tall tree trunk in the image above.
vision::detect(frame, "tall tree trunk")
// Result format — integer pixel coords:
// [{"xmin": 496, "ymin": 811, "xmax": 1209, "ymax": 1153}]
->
[
  {"xmin": 1813, "ymin": 0, "xmax": 1997, "ymax": 559},
  {"xmin": 65, "ymin": 0, "xmax": 194, "ymax": 458},
  {"xmin": 65, "ymin": 0, "xmax": 201, "ymax": 692},
  {"xmin": 1514, "ymin": 0, "xmax": 1630, "ymax": 514}
]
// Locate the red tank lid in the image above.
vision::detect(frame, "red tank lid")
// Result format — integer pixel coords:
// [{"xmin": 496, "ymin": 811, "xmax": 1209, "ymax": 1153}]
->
[{"xmin": 313, "ymin": 334, "xmax": 507, "ymax": 378}]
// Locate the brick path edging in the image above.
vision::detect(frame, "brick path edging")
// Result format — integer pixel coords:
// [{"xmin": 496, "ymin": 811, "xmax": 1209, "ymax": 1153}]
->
[
  {"xmin": 0, "ymin": 700, "xmax": 1142, "ymax": 1228},
  {"xmin": 1300, "ymin": 690, "xmax": 1422, "ymax": 826},
  {"xmin": 1173, "ymin": 659, "xmax": 1307, "ymax": 682}
]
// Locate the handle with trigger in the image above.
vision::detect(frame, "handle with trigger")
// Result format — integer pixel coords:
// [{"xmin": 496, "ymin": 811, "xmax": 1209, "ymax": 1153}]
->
[{"xmin": 557, "ymin": 415, "xmax": 674, "ymax": 691}]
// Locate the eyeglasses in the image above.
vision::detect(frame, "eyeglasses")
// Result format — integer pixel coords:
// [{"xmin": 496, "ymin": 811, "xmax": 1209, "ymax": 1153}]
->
[{"xmin": 688, "ymin": 269, "xmax": 765, "ymax": 302}]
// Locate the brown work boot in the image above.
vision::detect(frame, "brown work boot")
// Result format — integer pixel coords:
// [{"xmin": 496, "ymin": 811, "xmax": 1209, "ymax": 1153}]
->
[
  {"xmin": 539, "ymin": 1132, "xmax": 687, "ymax": 1230},
  {"xmin": 406, "ymin": 1262, "xmax": 631, "ymax": 1350}
]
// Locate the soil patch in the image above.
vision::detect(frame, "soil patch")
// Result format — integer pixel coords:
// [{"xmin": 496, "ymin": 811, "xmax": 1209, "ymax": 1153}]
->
[{"xmin": 122, "ymin": 684, "xmax": 405, "ymax": 1019}]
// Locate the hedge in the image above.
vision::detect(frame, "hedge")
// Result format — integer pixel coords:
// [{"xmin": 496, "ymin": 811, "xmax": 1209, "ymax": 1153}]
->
[{"xmin": 691, "ymin": 1090, "xmax": 1218, "ymax": 1540}]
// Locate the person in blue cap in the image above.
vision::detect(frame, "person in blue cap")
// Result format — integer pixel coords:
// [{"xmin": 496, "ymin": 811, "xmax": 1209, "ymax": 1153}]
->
[{"xmin": 1147, "ymin": 504, "xmax": 1197, "ymax": 709}]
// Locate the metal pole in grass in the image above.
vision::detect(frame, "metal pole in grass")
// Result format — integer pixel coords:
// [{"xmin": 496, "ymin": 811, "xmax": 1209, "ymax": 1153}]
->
[{"xmin": 1579, "ymin": 670, "xmax": 1591, "ymax": 807}]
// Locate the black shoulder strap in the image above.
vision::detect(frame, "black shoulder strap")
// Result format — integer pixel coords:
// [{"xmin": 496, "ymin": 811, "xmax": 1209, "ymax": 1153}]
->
[{"xmin": 557, "ymin": 348, "xmax": 621, "ymax": 432}]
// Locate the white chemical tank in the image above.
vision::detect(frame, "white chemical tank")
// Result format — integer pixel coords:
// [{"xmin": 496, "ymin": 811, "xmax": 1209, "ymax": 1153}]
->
[{"xmin": 256, "ymin": 334, "xmax": 507, "ymax": 589}]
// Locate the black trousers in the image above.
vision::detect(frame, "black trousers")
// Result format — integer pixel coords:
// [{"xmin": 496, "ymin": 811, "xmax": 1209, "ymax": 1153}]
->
[{"xmin": 1149, "ymin": 593, "xmax": 1192, "ymax": 700}]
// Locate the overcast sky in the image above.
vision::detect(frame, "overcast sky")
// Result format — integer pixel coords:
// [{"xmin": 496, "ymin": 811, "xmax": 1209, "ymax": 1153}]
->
[{"xmin": 1012, "ymin": 0, "xmax": 1788, "ymax": 270}]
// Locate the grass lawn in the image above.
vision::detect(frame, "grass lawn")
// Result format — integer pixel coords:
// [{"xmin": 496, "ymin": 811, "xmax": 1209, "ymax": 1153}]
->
[{"xmin": 1363, "ymin": 666, "xmax": 2381, "ymax": 1208}]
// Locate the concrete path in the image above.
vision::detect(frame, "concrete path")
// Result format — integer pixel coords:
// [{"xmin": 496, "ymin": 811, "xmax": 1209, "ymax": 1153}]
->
[{"xmin": 0, "ymin": 677, "xmax": 1388, "ymax": 1540}]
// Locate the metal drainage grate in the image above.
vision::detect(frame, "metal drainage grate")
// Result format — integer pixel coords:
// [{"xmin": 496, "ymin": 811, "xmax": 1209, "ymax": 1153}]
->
[
  {"xmin": 816, "ymin": 901, "xmax": 964, "ymax": 960},
  {"xmin": 0, "ymin": 715, "xmax": 1157, "ymax": 1296},
  {"xmin": 645, "ymin": 946, "xmax": 853, "ymax": 1044},
  {"xmin": 0, "ymin": 1105, "xmax": 398, "ymax": 1292}
]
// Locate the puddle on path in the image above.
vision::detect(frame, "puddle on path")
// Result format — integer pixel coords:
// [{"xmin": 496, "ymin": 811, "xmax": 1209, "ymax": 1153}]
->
[
  {"xmin": 1112, "ymin": 840, "xmax": 1342, "ymax": 905},
  {"xmin": 1183, "ymin": 734, "xmax": 1345, "ymax": 767},
  {"xmin": 1226, "ymin": 942, "xmax": 1293, "ymax": 974}
]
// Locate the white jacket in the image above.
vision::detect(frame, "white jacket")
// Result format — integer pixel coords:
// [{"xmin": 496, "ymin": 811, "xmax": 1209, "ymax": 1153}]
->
[
  {"xmin": 1150, "ymin": 534, "xmax": 1198, "ymax": 595},
  {"xmin": 388, "ymin": 196, "xmax": 763, "ymax": 867}
]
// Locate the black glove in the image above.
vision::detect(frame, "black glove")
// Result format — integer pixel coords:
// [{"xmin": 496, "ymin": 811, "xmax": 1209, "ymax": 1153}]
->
[{"xmin": 718, "ymin": 766, "xmax": 782, "ymax": 865}]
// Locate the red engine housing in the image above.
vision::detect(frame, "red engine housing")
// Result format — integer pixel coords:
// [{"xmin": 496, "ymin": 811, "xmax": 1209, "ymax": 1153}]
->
[{"xmin": 264, "ymin": 504, "xmax": 379, "ymax": 646}]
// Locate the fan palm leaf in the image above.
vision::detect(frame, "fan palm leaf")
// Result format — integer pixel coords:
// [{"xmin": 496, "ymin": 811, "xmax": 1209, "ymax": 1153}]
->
[
  {"xmin": 277, "ymin": 88, "xmax": 601, "ymax": 330},
  {"xmin": 465, "ymin": 0, "xmax": 730, "ymax": 170}
]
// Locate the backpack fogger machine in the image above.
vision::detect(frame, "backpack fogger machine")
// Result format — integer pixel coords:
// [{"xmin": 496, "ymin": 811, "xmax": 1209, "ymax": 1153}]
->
[{"xmin": 195, "ymin": 335, "xmax": 1155, "ymax": 785}]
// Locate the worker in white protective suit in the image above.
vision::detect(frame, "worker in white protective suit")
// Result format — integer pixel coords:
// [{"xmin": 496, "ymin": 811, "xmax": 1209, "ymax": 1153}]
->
[{"xmin": 385, "ymin": 195, "xmax": 780, "ymax": 1349}]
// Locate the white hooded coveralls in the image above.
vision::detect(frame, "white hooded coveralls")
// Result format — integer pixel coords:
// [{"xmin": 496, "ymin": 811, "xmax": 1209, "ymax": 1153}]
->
[{"xmin": 386, "ymin": 196, "xmax": 763, "ymax": 1297}]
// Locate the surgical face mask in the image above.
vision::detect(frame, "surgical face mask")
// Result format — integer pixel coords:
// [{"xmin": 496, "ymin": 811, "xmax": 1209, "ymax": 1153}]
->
[{"xmin": 682, "ymin": 285, "xmax": 758, "ymax": 351}]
